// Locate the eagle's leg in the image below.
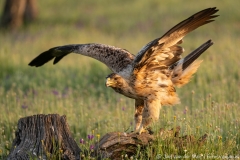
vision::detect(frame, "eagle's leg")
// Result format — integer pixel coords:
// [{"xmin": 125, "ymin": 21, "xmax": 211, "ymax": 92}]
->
[
  {"xmin": 134, "ymin": 99, "xmax": 144, "ymax": 131},
  {"xmin": 138, "ymin": 98, "xmax": 161, "ymax": 134}
]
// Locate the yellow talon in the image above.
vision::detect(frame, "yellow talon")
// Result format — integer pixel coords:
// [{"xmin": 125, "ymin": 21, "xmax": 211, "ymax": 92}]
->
[{"xmin": 138, "ymin": 127, "xmax": 148, "ymax": 134}]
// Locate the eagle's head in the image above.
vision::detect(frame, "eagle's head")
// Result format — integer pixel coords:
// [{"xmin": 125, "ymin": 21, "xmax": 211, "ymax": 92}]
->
[
  {"xmin": 106, "ymin": 73, "xmax": 135, "ymax": 98},
  {"xmin": 105, "ymin": 73, "xmax": 124, "ymax": 88}
]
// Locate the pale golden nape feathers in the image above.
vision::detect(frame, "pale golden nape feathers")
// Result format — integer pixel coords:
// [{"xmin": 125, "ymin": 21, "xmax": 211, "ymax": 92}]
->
[{"xmin": 172, "ymin": 60, "xmax": 203, "ymax": 87}]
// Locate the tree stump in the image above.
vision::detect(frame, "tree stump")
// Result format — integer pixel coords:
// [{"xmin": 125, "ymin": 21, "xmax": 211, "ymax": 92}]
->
[{"xmin": 7, "ymin": 114, "xmax": 81, "ymax": 160}]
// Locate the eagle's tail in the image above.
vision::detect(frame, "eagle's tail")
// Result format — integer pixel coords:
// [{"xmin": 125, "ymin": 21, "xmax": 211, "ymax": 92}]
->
[{"xmin": 171, "ymin": 40, "xmax": 213, "ymax": 87}]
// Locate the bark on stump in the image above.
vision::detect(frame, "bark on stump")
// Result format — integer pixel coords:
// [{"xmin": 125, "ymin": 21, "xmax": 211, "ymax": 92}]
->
[{"xmin": 7, "ymin": 114, "xmax": 81, "ymax": 160}]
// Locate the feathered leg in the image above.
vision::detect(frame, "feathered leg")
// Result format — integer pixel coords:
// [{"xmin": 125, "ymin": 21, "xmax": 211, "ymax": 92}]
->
[
  {"xmin": 138, "ymin": 98, "xmax": 161, "ymax": 134},
  {"xmin": 134, "ymin": 99, "xmax": 144, "ymax": 131}
]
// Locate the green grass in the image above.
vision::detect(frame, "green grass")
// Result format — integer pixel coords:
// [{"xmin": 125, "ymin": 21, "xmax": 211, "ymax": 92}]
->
[{"xmin": 0, "ymin": 0, "xmax": 239, "ymax": 159}]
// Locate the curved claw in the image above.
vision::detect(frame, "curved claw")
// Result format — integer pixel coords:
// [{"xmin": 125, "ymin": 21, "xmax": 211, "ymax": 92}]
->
[
  {"xmin": 138, "ymin": 127, "xmax": 148, "ymax": 134},
  {"xmin": 134, "ymin": 125, "xmax": 149, "ymax": 135}
]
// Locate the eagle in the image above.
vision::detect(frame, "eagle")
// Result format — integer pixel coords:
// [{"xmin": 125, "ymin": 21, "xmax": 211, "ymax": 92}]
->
[{"xmin": 29, "ymin": 8, "xmax": 218, "ymax": 134}]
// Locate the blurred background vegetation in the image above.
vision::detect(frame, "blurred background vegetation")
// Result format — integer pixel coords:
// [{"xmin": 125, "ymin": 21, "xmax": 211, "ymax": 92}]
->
[{"xmin": 0, "ymin": 0, "xmax": 239, "ymax": 157}]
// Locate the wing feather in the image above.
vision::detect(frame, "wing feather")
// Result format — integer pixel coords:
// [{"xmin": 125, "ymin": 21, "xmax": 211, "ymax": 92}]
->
[
  {"xmin": 29, "ymin": 43, "xmax": 135, "ymax": 73},
  {"xmin": 134, "ymin": 7, "xmax": 218, "ymax": 69},
  {"xmin": 171, "ymin": 40, "xmax": 213, "ymax": 87}
]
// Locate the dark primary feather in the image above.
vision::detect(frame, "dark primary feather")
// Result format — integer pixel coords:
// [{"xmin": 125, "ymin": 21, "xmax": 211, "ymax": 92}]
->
[
  {"xmin": 28, "ymin": 50, "xmax": 54, "ymax": 67},
  {"xmin": 51, "ymin": 45, "xmax": 77, "ymax": 64},
  {"xmin": 182, "ymin": 40, "xmax": 213, "ymax": 70},
  {"xmin": 28, "ymin": 45, "xmax": 76, "ymax": 67},
  {"xmin": 53, "ymin": 53, "xmax": 69, "ymax": 64},
  {"xmin": 169, "ymin": 40, "xmax": 213, "ymax": 70},
  {"xmin": 134, "ymin": 7, "xmax": 218, "ymax": 66}
]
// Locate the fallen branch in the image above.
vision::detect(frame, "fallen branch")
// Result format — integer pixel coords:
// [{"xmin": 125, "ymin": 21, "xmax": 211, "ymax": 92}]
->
[{"xmin": 92, "ymin": 126, "xmax": 207, "ymax": 159}]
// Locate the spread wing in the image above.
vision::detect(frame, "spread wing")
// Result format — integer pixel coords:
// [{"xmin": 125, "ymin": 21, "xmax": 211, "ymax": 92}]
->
[
  {"xmin": 133, "ymin": 7, "xmax": 218, "ymax": 70},
  {"xmin": 28, "ymin": 43, "xmax": 135, "ymax": 73},
  {"xmin": 130, "ymin": 8, "xmax": 218, "ymax": 106}
]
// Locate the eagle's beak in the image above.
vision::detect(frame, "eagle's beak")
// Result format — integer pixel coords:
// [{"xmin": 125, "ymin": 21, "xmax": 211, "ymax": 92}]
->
[{"xmin": 105, "ymin": 78, "xmax": 114, "ymax": 87}]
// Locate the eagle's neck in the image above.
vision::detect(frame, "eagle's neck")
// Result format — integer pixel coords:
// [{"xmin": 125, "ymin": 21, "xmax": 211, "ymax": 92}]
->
[{"xmin": 118, "ymin": 64, "xmax": 133, "ymax": 79}]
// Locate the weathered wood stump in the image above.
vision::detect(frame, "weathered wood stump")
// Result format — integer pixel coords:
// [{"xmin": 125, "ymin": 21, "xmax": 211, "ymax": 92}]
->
[
  {"xmin": 7, "ymin": 114, "xmax": 81, "ymax": 160},
  {"xmin": 8, "ymin": 114, "xmax": 208, "ymax": 160}
]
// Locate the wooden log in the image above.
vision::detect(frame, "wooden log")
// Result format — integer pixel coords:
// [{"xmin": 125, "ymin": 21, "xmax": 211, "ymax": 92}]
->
[
  {"xmin": 91, "ymin": 131, "xmax": 154, "ymax": 159},
  {"xmin": 7, "ymin": 114, "xmax": 81, "ymax": 160},
  {"xmin": 92, "ymin": 126, "xmax": 208, "ymax": 159}
]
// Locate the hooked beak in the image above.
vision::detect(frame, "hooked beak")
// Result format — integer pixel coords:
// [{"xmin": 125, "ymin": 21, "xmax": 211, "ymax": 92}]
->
[{"xmin": 105, "ymin": 78, "xmax": 115, "ymax": 87}]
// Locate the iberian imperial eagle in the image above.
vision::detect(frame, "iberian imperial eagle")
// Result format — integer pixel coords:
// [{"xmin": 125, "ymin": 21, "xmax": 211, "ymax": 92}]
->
[{"xmin": 29, "ymin": 8, "xmax": 218, "ymax": 134}]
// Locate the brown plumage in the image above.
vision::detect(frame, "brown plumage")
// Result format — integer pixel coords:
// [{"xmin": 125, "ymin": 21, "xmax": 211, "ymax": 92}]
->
[{"xmin": 29, "ymin": 8, "xmax": 218, "ymax": 134}]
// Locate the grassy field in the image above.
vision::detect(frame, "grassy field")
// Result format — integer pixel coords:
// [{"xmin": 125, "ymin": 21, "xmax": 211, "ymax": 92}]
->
[{"xmin": 0, "ymin": 0, "xmax": 239, "ymax": 159}]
